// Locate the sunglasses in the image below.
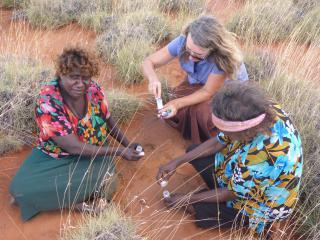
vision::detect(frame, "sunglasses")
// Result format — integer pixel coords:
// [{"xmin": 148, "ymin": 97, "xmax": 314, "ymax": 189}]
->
[{"xmin": 185, "ymin": 47, "xmax": 210, "ymax": 61}]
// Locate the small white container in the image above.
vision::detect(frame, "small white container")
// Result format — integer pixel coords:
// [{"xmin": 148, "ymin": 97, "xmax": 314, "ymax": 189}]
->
[
  {"xmin": 156, "ymin": 97, "xmax": 164, "ymax": 110},
  {"xmin": 160, "ymin": 180, "xmax": 168, "ymax": 188},
  {"xmin": 163, "ymin": 190, "xmax": 171, "ymax": 199}
]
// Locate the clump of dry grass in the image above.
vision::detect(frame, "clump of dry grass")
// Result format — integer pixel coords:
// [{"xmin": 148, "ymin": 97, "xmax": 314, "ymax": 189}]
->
[
  {"xmin": 113, "ymin": 40, "xmax": 154, "ymax": 85},
  {"xmin": 61, "ymin": 204, "xmax": 145, "ymax": 240},
  {"xmin": 0, "ymin": 54, "xmax": 52, "ymax": 155},
  {"xmin": 226, "ymin": 0, "xmax": 299, "ymax": 44},
  {"xmin": 25, "ymin": 0, "xmax": 113, "ymax": 29},
  {"xmin": 2, "ymin": 0, "xmax": 27, "ymax": 8},
  {"xmin": 158, "ymin": 0, "xmax": 204, "ymax": 14},
  {"xmin": 118, "ymin": 10, "xmax": 171, "ymax": 44},
  {"xmin": 78, "ymin": 12, "xmax": 115, "ymax": 33},
  {"xmin": 244, "ymin": 50, "xmax": 276, "ymax": 81},
  {"xmin": 293, "ymin": 7, "xmax": 320, "ymax": 44},
  {"xmin": 106, "ymin": 89, "xmax": 141, "ymax": 123},
  {"xmin": 77, "ymin": 0, "xmax": 114, "ymax": 32},
  {"xmin": 26, "ymin": 0, "xmax": 78, "ymax": 29},
  {"xmin": 293, "ymin": 0, "xmax": 320, "ymax": 13}
]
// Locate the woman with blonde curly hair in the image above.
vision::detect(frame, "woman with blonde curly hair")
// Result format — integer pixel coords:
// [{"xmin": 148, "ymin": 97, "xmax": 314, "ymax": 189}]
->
[
  {"xmin": 10, "ymin": 47, "xmax": 143, "ymax": 220},
  {"xmin": 142, "ymin": 15, "xmax": 248, "ymax": 144}
]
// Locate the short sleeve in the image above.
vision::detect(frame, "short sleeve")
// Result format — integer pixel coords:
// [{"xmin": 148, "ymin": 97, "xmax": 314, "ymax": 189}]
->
[
  {"xmin": 216, "ymin": 132, "xmax": 229, "ymax": 145},
  {"xmin": 236, "ymin": 62, "xmax": 249, "ymax": 81},
  {"xmin": 101, "ymin": 98, "xmax": 111, "ymax": 119},
  {"xmin": 210, "ymin": 63, "xmax": 225, "ymax": 75},
  {"xmin": 35, "ymin": 96, "xmax": 74, "ymax": 137},
  {"xmin": 167, "ymin": 35, "xmax": 185, "ymax": 57}
]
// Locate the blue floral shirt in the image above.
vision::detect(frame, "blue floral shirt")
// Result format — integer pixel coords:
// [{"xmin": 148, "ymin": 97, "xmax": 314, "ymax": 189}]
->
[{"xmin": 215, "ymin": 105, "xmax": 303, "ymax": 233}]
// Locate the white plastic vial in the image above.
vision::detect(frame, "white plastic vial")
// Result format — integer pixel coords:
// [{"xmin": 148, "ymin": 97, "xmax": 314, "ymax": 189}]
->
[
  {"xmin": 160, "ymin": 180, "xmax": 168, "ymax": 188},
  {"xmin": 163, "ymin": 190, "xmax": 171, "ymax": 199},
  {"xmin": 156, "ymin": 97, "xmax": 164, "ymax": 110}
]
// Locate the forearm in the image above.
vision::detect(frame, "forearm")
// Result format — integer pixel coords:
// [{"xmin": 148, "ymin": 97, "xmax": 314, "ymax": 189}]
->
[
  {"xmin": 190, "ymin": 188, "xmax": 236, "ymax": 203},
  {"xmin": 174, "ymin": 137, "xmax": 224, "ymax": 166},
  {"xmin": 175, "ymin": 88, "xmax": 213, "ymax": 109},
  {"xmin": 107, "ymin": 117, "xmax": 130, "ymax": 147},
  {"xmin": 142, "ymin": 59, "xmax": 159, "ymax": 83},
  {"xmin": 67, "ymin": 141, "xmax": 124, "ymax": 157}
]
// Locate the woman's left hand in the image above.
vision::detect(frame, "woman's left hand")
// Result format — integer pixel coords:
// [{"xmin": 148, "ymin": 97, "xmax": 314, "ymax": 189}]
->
[
  {"xmin": 128, "ymin": 142, "xmax": 143, "ymax": 151},
  {"xmin": 160, "ymin": 100, "xmax": 179, "ymax": 119},
  {"xmin": 163, "ymin": 193, "xmax": 186, "ymax": 208}
]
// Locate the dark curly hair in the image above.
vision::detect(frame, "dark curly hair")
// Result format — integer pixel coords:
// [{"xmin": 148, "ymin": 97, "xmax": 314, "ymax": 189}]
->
[
  {"xmin": 211, "ymin": 81, "xmax": 276, "ymax": 138},
  {"xmin": 55, "ymin": 47, "xmax": 99, "ymax": 78}
]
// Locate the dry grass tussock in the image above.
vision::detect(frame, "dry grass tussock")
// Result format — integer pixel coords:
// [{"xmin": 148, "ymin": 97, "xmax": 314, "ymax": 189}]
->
[
  {"xmin": 244, "ymin": 50, "xmax": 276, "ymax": 82},
  {"xmin": 96, "ymin": 9, "xmax": 168, "ymax": 85},
  {"xmin": 106, "ymin": 89, "xmax": 141, "ymax": 124},
  {"xmin": 227, "ymin": 0, "xmax": 299, "ymax": 44},
  {"xmin": 158, "ymin": 0, "xmax": 204, "ymax": 14},
  {"xmin": 22, "ymin": 0, "xmax": 112, "ymax": 29},
  {"xmin": 0, "ymin": 54, "xmax": 52, "ymax": 155},
  {"xmin": 61, "ymin": 204, "xmax": 146, "ymax": 240}
]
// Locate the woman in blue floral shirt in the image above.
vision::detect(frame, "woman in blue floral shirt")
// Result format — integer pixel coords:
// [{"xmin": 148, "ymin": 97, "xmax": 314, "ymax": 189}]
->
[{"xmin": 157, "ymin": 82, "xmax": 303, "ymax": 238}]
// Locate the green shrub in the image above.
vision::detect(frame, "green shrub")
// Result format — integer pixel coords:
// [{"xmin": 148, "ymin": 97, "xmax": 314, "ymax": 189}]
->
[
  {"xmin": 227, "ymin": 0, "xmax": 299, "ymax": 44},
  {"xmin": 61, "ymin": 204, "xmax": 145, "ymax": 240},
  {"xmin": 244, "ymin": 50, "xmax": 276, "ymax": 81},
  {"xmin": 0, "ymin": 54, "xmax": 52, "ymax": 155},
  {"xmin": 106, "ymin": 89, "xmax": 141, "ymax": 123}
]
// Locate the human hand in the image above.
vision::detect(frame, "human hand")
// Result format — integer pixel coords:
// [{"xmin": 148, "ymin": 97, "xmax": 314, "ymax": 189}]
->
[
  {"xmin": 156, "ymin": 160, "xmax": 179, "ymax": 182},
  {"xmin": 159, "ymin": 100, "xmax": 179, "ymax": 119},
  {"xmin": 120, "ymin": 147, "xmax": 142, "ymax": 161},
  {"xmin": 128, "ymin": 142, "xmax": 143, "ymax": 151},
  {"xmin": 148, "ymin": 80, "xmax": 162, "ymax": 98},
  {"xmin": 163, "ymin": 193, "xmax": 186, "ymax": 208}
]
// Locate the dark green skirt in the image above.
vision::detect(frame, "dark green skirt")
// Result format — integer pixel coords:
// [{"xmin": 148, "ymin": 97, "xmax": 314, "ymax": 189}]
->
[{"xmin": 10, "ymin": 148, "xmax": 117, "ymax": 221}]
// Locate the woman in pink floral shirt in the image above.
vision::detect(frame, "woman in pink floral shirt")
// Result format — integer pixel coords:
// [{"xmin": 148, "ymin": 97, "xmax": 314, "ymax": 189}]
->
[{"xmin": 10, "ymin": 48, "xmax": 143, "ymax": 221}]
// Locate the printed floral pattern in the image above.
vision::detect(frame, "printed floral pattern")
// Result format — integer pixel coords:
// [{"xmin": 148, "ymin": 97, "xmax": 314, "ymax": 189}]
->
[
  {"xmin": 35, "ymin": 79, "xmax": 110, "ymax": 158},
  {"xmin": 215, "ymin": 105, "xmax": 303, "ymax": 233}
]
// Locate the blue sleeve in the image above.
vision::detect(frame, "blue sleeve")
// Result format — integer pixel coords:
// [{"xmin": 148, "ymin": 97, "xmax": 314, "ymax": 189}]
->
[
  {"xmin": 236, "ymin": 62, "xmax": 249, "ymax": 81},
  {"xmin": 210, "ymin": 63, "xmax": 225, "ymax": 75},
  {"xmin": 167, "ymin": 35, "xmax": 185, "ymax": 57}
]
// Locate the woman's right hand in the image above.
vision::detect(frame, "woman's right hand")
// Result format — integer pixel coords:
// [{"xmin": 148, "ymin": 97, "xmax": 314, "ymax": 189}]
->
[
  {"xmin": 148, "ymin": 80, "xmax": 162, "ymax": 98},
  {"xmin": 120, "ymin": 147, "xmax": 142, "ymax": 161},
  {"xmin": 156, "ymin": 160, "xmax": 179, "ymax": 181}
]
